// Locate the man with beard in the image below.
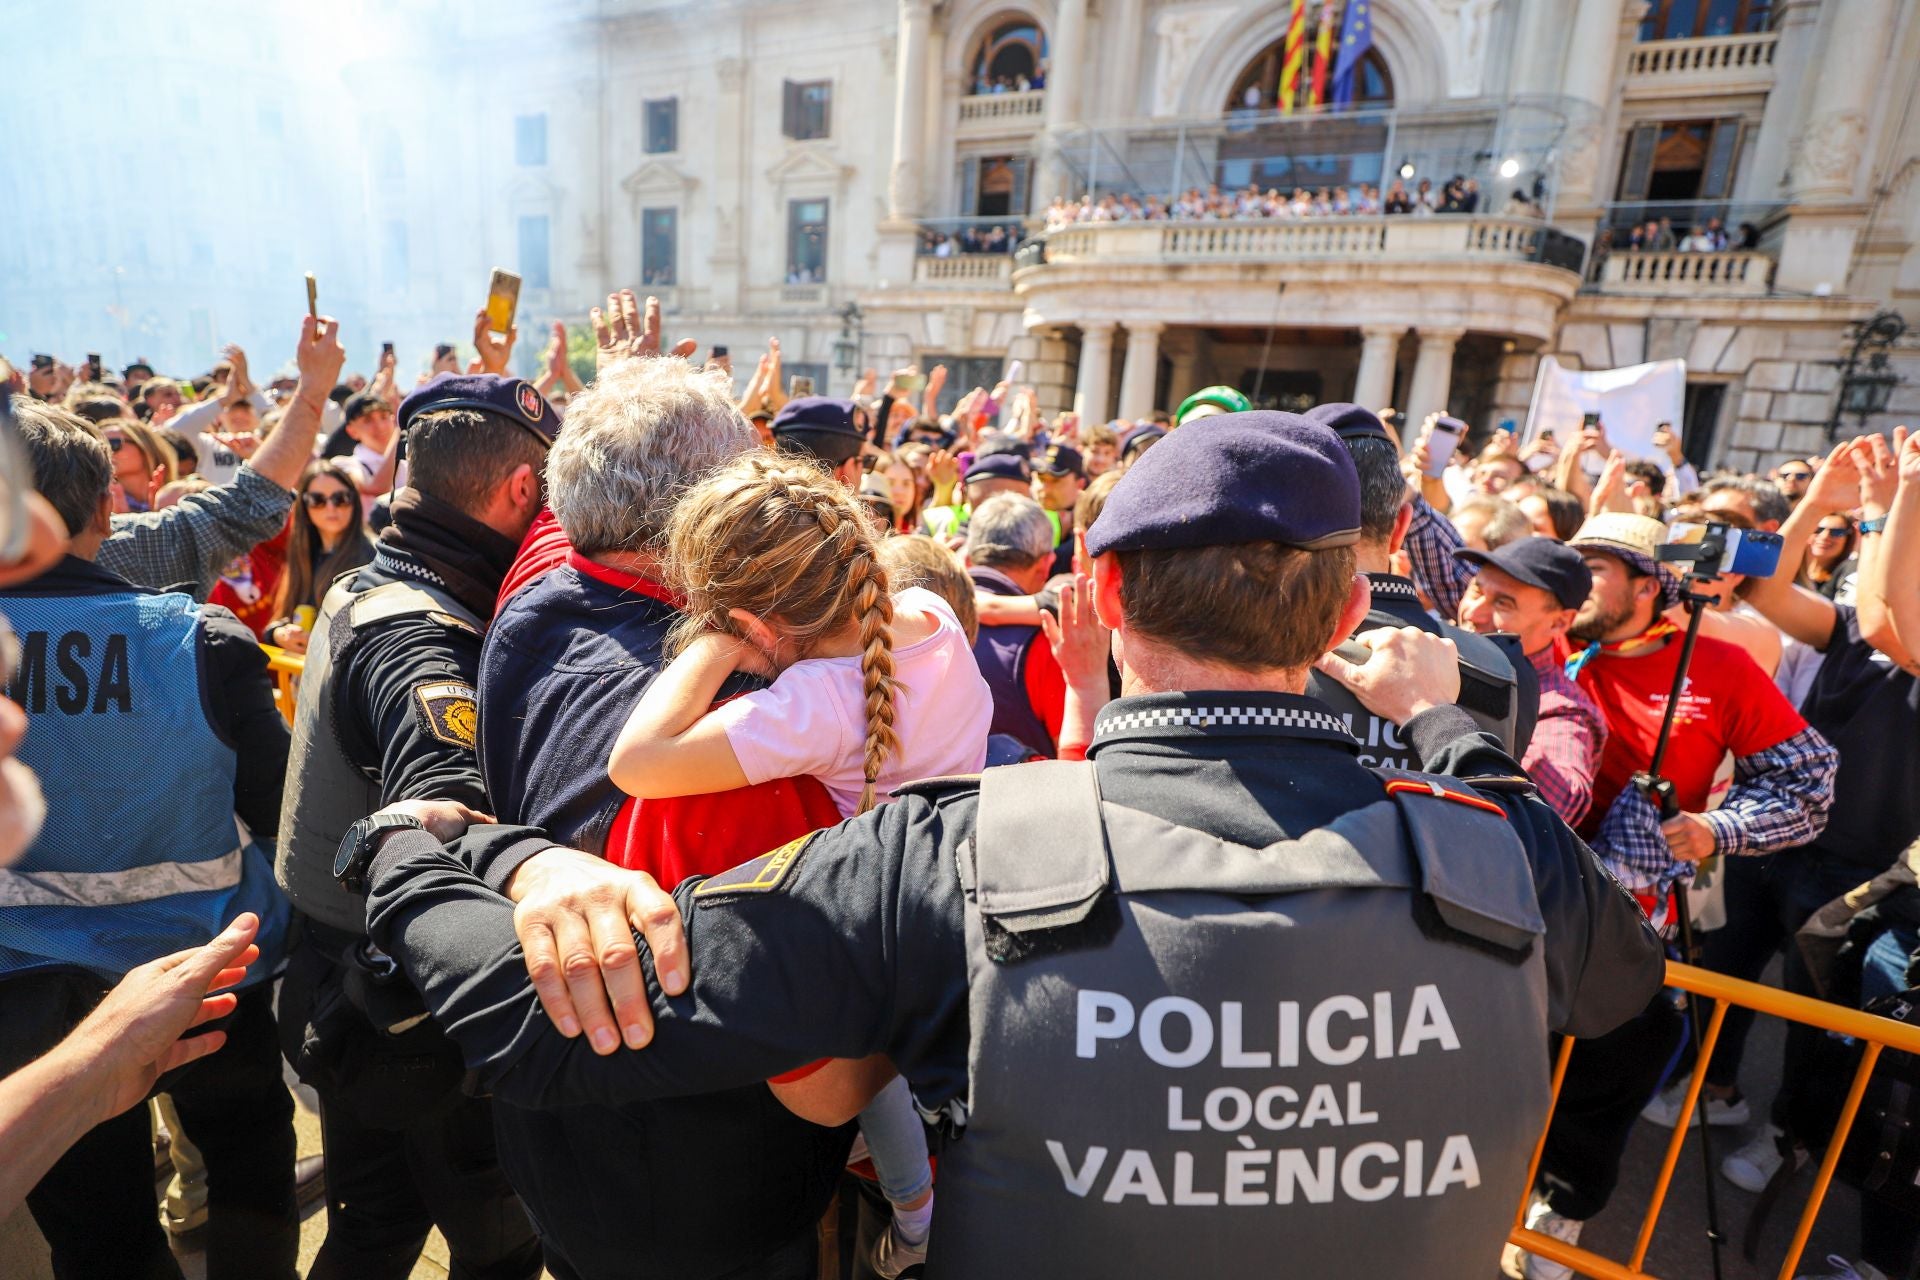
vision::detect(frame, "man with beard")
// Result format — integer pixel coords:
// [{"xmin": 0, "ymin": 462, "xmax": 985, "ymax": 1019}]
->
[{"xmin": 1507, "ymin": 512, "xmax": 1838, "ymax": 1280}]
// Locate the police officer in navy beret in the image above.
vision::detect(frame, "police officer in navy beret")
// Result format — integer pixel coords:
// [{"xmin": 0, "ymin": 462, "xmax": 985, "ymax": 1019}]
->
[
  {"xmin": 361, "ymin": 411, "xmax": 1662, "ymax": 1280},
  {"xmin": 1303, "ymin": 402, "xmax": 1538, "ymax": 770},
  {"xmin": 771, "ymin": 395, "xmax": 869, "ymax": 490},
  {"xmin": 275, "ymin": 372, "xmax": 552, "ymax": 1278}
]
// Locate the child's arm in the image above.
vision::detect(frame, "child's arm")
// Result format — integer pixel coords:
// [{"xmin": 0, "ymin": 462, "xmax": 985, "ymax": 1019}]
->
[{"xmin": 608, "ymin": 633, "xmax": 756, "ymax": 799}]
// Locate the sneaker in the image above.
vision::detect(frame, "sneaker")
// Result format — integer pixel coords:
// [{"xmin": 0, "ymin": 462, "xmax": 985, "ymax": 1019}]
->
[
  {"xmin": 1795, "ymin": 1256, "xmax": 1888, "ymax": 1280},
  {"xmin": 1518, "ymin": 1196, "xmax": 1582, "ymax": 1280},
  {"xmin": 871, "ymin": 1219, "xmax": 930, "ymax": 1280},
  {"xmin": 1640, "ymin": 1077, "xmax": 1751, "ymax": 1128},
  {"xmin": 1721, "ymin": 1125, "xmax": 1807, "ymax": 1192}
]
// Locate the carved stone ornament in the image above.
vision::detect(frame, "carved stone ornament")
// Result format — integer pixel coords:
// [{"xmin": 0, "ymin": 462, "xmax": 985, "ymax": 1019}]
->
[{"xmin": 1793, "ymin": 109, "xmax": 1868, "ymax": 189}]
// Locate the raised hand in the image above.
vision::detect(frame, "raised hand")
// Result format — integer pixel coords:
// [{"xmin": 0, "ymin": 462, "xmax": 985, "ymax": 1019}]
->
[
  {"xmin": 590, "ymin": 290, "xmax": 697, "ymax": 371},
  {"xmin": 1804, "ymin": 439, "xmax": 1865, "ymax": 515},
  {"xmin": 294, "ymin": 313, "xmax": 346, "ymax": 398},
  {"xmin": 1858, "ymin": 428, "xmax": 1909, "ymax": 517},
  {"xmin": 472, "ymin": 308, "xmax": 517, "ymax": 375}
]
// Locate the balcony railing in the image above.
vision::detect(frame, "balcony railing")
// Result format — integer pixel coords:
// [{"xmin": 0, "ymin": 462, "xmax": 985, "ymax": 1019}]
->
[
  {"xmin": 1036, "ymin": 215, "xmax": 1567, "ymax": 271},
  {"xmin": 913, "ymin": 255, "xmax": 1014, "ymax": 285},
  {"xmin": 1625, "ymin": 31, "xmax": 1777, "ymax": 94},
  {"xmin": 1593, "ymin": 249, "xmax": 1774, "ymax": 296},
  {"xmin": 957, "ymin": 89, "xmax": 1044, "ymax": 133}
]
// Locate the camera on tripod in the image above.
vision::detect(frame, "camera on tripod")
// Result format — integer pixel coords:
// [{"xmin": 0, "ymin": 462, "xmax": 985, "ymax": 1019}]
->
[{"xmin": 1658, "ymin": 521, "xmax": 1784, "ymax": 581}]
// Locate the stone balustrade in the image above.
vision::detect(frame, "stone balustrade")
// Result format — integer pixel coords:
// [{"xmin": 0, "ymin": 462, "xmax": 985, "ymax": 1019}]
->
[
  {"xmin": 1595, "ymin": 249, "xmax": 1773, "ymax": 296},
  {"xmin": 912, "ymin": 255, "xmax": 1015, "ymax": 284},
  {"xmin": 956, "ymin": 89, "xmax": 1045, "ymax": 134},
  {"xmin": 1039, "ymin": 215, "xmax": 1552, "ymax": 267},
  {"xmin": 1625, "ymin": 32, "xmax": 1778, "ymax": 95}
]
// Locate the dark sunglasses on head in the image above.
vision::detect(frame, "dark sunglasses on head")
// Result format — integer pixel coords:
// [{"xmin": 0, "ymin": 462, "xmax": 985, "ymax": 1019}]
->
[{"xmin": 303, "ymin": 490, "xmax": 356, "ymax": 510}]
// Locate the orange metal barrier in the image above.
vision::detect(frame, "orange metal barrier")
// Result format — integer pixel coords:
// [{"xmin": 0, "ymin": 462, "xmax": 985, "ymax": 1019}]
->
[
  {"xmin": 1509, "ymin": 959, "xmax": 1920, "ymax": 1280},
  {"xmin": 262, "ymin": 645, "xmax": 304, "ymax": 724}
]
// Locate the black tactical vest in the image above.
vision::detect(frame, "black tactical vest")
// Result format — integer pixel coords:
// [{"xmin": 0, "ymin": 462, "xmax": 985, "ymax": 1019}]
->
[{"xmin": 933, "ymin": 759, "xmax": 1551, "ymax": 1279}]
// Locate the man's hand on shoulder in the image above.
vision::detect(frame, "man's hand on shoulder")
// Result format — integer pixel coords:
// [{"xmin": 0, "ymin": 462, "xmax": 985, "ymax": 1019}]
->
[
  {"xmin": 505, "ymin": 847, "xmax": 689, "ymax": 1055},
  {"xmin": 1314, "ymin": 625, "xmax": 1461, "ymax": 724}
]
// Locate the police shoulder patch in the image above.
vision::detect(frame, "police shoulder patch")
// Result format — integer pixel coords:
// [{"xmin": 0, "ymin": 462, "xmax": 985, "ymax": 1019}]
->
[
  {"xmin": 413, "ymin": 680, "xmax": 479, "ymax": 749},
  {"xmin": 693, "ymin": 834, "xmax": 815, "ymax": 903}
]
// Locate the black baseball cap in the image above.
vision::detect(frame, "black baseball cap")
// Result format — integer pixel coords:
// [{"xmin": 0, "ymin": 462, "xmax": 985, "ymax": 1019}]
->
[
  {"xmin": 771, "ymin": 397, "xmax": 867, "ymax": 467},
  {"xmin": 1453, "ymin": 537, "xmax": 1593, "ymax": 611},
  {"xmin": 1034, "ymin": 444, "xmax": 1086, "ymax": 478},
  {"xmin": 963, "ymin": 451, "xmax": 1032, "ymax": 485}
]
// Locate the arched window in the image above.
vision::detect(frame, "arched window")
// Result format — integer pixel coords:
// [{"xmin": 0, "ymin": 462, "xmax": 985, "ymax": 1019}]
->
[
  {"xmin": 1224, "ymin": 32, "xmax": 1392, "ymax": 114},
  {"xmin": 969, "ymin": 17, "xmax": 1048, "ymax": 95}
]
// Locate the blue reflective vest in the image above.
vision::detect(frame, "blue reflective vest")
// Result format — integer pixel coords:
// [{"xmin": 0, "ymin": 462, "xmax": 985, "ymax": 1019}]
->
[{"xmin": 0, "ymin": 586, "xmax": 288, "ymax": 983}]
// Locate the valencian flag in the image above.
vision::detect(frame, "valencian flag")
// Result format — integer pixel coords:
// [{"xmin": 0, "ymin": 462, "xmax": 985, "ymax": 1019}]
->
[
  {"xmin": 1308, "ymin": 0, "xmax": 1337, "ymax": 108},
  {"xmin": 1331, "ymin": 0, "xmax": 1374, "ymax": 108},
  {"xmin": 1279, "ymin": 0, "xmax": 1308, "ymax": 114}
]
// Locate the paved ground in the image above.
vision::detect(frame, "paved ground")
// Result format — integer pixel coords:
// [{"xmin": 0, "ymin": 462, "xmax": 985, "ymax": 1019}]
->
[{"xmin": 0, "ymin": 959, "xmax": 1875, "ymax": 1279}]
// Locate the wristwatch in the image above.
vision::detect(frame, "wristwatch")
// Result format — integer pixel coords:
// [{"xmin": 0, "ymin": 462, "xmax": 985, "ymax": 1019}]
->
[
  {"xmin": 1859, "ymin": 515, "xmax": 1888, "ymax": 535},
  {"xmin": 334, "ymin": 813, "xmax": 427, "ymax": 894}
]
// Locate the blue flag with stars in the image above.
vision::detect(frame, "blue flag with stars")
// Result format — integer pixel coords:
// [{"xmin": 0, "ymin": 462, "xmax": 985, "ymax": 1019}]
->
[{"xmin": 1330, "ymin": 0, "xmax": 1372, "ymax": 107}]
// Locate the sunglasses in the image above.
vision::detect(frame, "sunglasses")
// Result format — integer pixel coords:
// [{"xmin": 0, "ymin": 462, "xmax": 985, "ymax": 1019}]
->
[
  {"xmin": 1778, "ymin": 470, "xmax": 1813, "ymax": 482},
  {"xmin": 1812, "ymin": 524, "xmax": 1853, "ymax": 536},
  {"xmin": 303, "ymin": 490, "xmax": 356, "ymax": 510}
]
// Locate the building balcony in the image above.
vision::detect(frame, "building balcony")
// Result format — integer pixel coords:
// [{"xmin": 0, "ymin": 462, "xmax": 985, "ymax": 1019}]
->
[
  {"xmin": 956, "ymin": 89, "xmax": 1044, "ymax": 138},
  {"xmin": 1014, "ymin": 215, "xmax": 1584, "ymax": 342},
  {"xmin": 1591, "ymin": 249, "xmax": 1774, "ymax": 296},
  {"xmin": 912, "ymin": 254, "xmax": 1013, "ymax": 286},
  {"xmin": 1624, "ymin": 32, "xmax": 1778, "ymax": 98}
]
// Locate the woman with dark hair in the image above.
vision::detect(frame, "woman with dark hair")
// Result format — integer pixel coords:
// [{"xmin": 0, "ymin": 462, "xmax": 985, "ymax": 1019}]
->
[
  {"xmin": 1801, "ymin": 514, "xmax": 1858, "ymax": 599},
  {"xmin": 263, "ymin": 460, "xmax": 375, "ymax": 653}
]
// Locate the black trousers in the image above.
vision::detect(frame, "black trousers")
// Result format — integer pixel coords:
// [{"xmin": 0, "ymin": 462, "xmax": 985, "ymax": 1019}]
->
[
  {"xmin": 1698, "ymin": 851, "xmax": 1872, "ymax": 1126},
  {"xmin": 279, "ymin": 928, "xmax": 541, "ymax": 1280},
  {"xmin": 1537, "ymin": 992, "xmax": 1685, "ymax": 1222},
  {"xmin": 0, "ymin": 973, "xmax": 297, "ymax": 1280}
]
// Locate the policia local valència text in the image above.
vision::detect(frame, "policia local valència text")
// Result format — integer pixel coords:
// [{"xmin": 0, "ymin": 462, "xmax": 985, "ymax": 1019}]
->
[{"xmin": 1051, "ymin": 982, "xmax": 1480, "ymax": 1206}]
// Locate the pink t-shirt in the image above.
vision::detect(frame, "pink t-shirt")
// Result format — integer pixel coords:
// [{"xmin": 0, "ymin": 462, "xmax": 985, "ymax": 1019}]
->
[{"xmin": 713, "ymin": 588, "xmax": 993, "ymax": 816}]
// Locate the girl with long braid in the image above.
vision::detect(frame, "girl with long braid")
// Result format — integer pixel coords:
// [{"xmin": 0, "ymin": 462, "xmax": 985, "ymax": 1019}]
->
[{"xmin": 608, "ymin": 451, "xmax": 991, "ymax": 1274}]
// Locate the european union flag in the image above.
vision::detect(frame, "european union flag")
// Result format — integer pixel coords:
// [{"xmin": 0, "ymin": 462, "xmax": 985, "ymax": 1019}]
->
[{"xmin": 1330, "ymin": 0, "xmax": 1373, "ymax": 108}]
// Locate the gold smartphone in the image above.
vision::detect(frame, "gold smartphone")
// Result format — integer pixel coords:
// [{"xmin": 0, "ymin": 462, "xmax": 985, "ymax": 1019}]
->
[
  {"xmin": 305, "ymin": 272, "xmax": 318, "ymax": 319},
  {"xmin": 485, "ymin": 269, "xmax": 522, "ymax": 336}
]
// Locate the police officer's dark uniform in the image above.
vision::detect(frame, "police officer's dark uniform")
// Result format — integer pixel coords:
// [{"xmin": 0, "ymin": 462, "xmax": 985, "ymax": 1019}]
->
[
  {"xmin": 1301, "ymin": 402, "xmax": 1538, "ymax": 770},
  {"xmin": 276, "ymin": 374, "xmax": 550, "ymax": 1280},
  {"xmin": 364, "ymin": 413, "xmax": 1664, "ymax": 1279}
]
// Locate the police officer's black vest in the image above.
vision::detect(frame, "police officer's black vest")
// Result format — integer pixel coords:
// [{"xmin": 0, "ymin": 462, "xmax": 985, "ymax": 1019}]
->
[{"xmin": 932, "ymin": 759, "xmax": 1551, "ymax": 1279}]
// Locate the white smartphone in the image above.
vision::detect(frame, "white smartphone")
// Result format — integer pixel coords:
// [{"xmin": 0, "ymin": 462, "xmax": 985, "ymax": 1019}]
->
[{"xmin": 1422, "ymin": 416, "xmax": 1464, "ymax": 479}]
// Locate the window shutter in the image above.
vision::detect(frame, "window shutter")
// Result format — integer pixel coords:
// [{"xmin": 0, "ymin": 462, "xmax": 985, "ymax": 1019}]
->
[
  {"xmin": 1700, "ymin": 118, "xmax": 1743, "ymax": 199},
  {"xmin": 1616, "ymin": 123, "xmax": 1660, "ymax": 201},
  {"xmin": 1011, "ymin": 156, "xmax": 1032, "ymax": 216},
  {"xmin": 782, "ymin": 81, "xmax": 797, "ymax": 138},
  {"xmin": 960, "ymin": 157, "xmax": 980, "ymax": 216}
]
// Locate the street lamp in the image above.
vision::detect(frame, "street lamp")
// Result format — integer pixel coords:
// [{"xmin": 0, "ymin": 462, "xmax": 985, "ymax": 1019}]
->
[
  {"xmin": 1826, "ymin": 310, "xmax": 1908, "ymax": 440},
  {"xmin": 832, "ymin": 301, "xmax": 864, "ymax": 383}
]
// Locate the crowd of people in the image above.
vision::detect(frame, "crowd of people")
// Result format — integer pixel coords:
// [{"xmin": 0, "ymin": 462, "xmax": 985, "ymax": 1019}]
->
[
  {"xmin": 0, "ymin": 291, "xmax": 1916, "ymax": 1280},
  {"xmin": 1598, "ymin": 214, "xmax": 1764, "ymax": 258},
  {"xmin": 1042, "ymin": 174, "xmax": 1546, "ymax": 230},
  {"xmin": 914, "ymin": 221, "xmax": 1024, "ymax": 257}
]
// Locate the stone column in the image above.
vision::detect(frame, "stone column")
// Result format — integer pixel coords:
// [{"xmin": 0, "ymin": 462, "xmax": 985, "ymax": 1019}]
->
[
  {"xmin": 1554, "ymin": 0, "xmax": 1636, "ymax": 213},
  {"xmin": 1787, "ymin": 0, "xmax": 1896, "ymax": 203},
  {"xmin": 1505, "ymin": 0, "xmax": 1564, "ymax": 100},
  {"xmin": 1352, "ymin": 325, "xmax": 1406, "ymax": 412},
  {"xmin": 1102, "ymin": 0, "xmax": 1143, "ymax": 120},
  {"xmin": 1404, "ymin": 327, "xmax": 1464, "ymax": 424},
  {"xmin": 1166, "ymin": 336, "xmax": 1201, "ymax": 410},
  {"xmin": 888, "ymin": 0, "xmax": 932, "ymax": 220},
  {"xmin": 1074, "ymin": 322, "xmax": 1117, "ymax": 423},
  {"xmin": 1036, "ymin": 0, "xmax": 1088, "ymax": 202},
  {"xmin": 1116, "ymin": 321, "xmax": 1165, "ymax": 420}
]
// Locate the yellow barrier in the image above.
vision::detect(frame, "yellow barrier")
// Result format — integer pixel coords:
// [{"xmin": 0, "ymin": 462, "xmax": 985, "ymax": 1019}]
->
[
  {"xmin": 1509, "ymin": 959, "xmax": 1920, "ymax": 1280},
  {"xmin": 261, "ymin": 645, "xmax": 305, "ymax": 725}
]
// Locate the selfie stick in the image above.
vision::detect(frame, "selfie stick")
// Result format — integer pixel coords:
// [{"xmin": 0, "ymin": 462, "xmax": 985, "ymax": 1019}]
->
[{"xmin": 1630, "ymin": 556, "xmax": 1726, "ymax": 1280}]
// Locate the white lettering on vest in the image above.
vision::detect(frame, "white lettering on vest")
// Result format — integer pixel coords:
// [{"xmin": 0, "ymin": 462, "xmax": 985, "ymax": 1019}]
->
[
  {"xmin": 1273, "ymin": 1147, "xmax": 1337, "ymax": 1204},
  {"xmin": 1342, "ymin": 1142, "xmax": 1400, "ymax": 1201},
  {"xmin": 1224, "ymin": 1148, "xmax": 1270, "ymax": 1205},
  {"xmin": 1172, "ymin": 1152, "xmax": 1219, "ymax": 1206},
  {"xmin": 1400, "ymin": 984, "xmax": 1462, "ymax": 1055},
  {"xmin": 1077, "ymin": 990, "xmax": 1133, "ymax": 1059},
  {"xmin": 1203, "ymin": 1087, "xmax": 1251, "ymax": 1132},
  {"xmin": 1140, "ymin": 997, "xmax": 1212, "ymax": 1068},
  {"xmin": 1255, "ymin": 1086, "xmax": 1298, "ymax": 1131},
  {"xmin": 1427, "ymin": 1134, "xmax": 1481, "ymax": 1195},
  {"xmin": 1347, "ymin": 1080, "xmax": 1379, "ymax": 1125},
  {"xmin": 1167, "ymin": 1086, "xmax": 1202, "ymax": 1131},
  {"xmin": 1277, "ymin": 1001, "xmax": 1299, "ymax": 1068},
  {"xmin": 1306, "ymin": 994, "xmax": 1369, "ymax": 1066},
  {"xmin": 1046, "ymin": 1140, "xmax": 1107, "ymax": 1197},
  {"xmin": 1220, "ymin": 1001, "xmax": 1271, "ymax": 1068},
  {"xmin": 1101, "ymin": 1149, "xmax": 1167, "ymax": 1204},
  {"xmin": 1299, "ymin": 1083, "xmax": 1344, "ymax": 1128},
  {"xmin": 1373, "ymin": 991, "xmax": 1394, "ymax": 1059},
  {"xmin": 1403, "ymin": 1139, "xmax": 1425, "ymax": 1198}
]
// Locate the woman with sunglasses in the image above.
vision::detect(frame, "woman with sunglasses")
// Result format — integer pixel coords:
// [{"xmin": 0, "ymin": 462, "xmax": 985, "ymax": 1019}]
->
[
  {"xmin": 100, "ymin": 419, "xmax": 176, "ymax": 513},
  {"xmin": 1800, "ymin": 514, "xmax": 1859, "ymax": 600},
  {"xmin": 264, "ymin": 461, "xmax": 374, "ymax": 654}
]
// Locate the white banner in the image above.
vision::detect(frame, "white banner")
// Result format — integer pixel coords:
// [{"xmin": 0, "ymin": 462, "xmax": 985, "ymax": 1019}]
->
[{"xmin": 1523, "ymin": 357, "xmax": 1687, "ymax": 466}]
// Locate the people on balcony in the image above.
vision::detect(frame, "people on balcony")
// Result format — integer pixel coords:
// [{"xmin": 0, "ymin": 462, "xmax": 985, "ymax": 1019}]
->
[
  {"xmin": 916, "ymin": 223, "xmax": 1022, "ymax": 257},
  {"xmin": 1041, "ymin": 174, "xmax": 1529, "ymax": 231}
]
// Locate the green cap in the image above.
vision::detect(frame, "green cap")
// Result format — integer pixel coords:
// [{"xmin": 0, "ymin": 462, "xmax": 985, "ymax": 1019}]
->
[{"xmin": 1175, "ymin": 385, "xmax": 1252, "ymax": 426}]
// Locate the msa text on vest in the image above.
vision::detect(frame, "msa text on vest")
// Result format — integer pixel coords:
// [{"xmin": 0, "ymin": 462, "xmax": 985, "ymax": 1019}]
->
[{"xmin": 6, "ymin": 631, "xmax": 134, "ymax": 715}]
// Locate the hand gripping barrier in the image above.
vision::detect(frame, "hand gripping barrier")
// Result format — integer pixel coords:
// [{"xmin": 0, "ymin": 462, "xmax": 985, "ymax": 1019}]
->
[{"xmin": 1510, "ymin": 961, "xmax": 1920, "ymax": 1279}]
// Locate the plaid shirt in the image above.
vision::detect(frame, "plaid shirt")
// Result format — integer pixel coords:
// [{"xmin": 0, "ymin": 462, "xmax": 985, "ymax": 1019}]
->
[
  {"xmin": 97, "ymin": 464, "xmax": 291, "ymax": 600},
  {"xmin": 1523, "ymin": 647, "xmax": 1607, "ymax": 827},
  {"xmin": 1404, "ymin": 495, "xmax": 1472, "ymax": 623},
  {"xmin": 1593, "ymin": 724, "xmax": 1839, "ymax": 898}
]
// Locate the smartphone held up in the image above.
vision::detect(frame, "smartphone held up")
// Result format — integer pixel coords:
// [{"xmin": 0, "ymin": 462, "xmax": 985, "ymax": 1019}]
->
[{"xmin": 485, "ymin": 269, "xmax": 522, "ymax": 337}]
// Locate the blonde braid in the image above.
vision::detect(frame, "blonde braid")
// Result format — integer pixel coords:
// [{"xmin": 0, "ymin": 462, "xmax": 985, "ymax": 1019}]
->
[{"xmin": 849, "ymin": 543, "xmax": 899, "ymax": 814}]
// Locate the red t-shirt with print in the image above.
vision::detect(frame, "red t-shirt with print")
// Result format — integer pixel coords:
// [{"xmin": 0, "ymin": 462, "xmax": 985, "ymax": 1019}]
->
[{"xmin": 1574, "ymin": 633, "xmax": 1807, "ymax": 841}]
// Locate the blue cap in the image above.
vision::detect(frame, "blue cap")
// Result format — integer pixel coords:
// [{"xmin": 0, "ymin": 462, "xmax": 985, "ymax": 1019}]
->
[
  {"xmin": 1119, "ymin": 423, "xmax": 1166, "ymax": 459},
  {"xmin": 1034, "ymin": 443, "xmax": 1086, "ymax": 477},
  {"xmin": 1303, "ymin": 401, "xmax": 1393, "ymax": 445},
  {"xmin": 771, "ymin": 396, "xmax": 868, "ymax": 465},
  {"xmin": 1454, "ymin": 537, "xmax": 1593, "ymax": 610},
  {"xmin": 965, "ymin": 451, "xmax": 1032, "ymax": 484},
  {"xmin": 399, "ymin": 373, "xmax": 557, "ymax": 447},
  {"xmin": 1085, "ymin": 411, "xmax": 1361, "ymax": 556}
]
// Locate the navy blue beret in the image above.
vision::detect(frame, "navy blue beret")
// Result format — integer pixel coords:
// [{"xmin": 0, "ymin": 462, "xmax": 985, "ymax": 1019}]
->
[
  {"xmin": 1303, "ymin": 401, "xmax": 1392, "ymax": 445},
  {"xmin": 399, "ymin": 373, "xmax": 557, "ymax": 447},
  {"xmin": 965, "ymin": 451, "xmax": 1031, "ymax": 484},
  {"xmin": 772, "ymin": 396, "xmax": 865, "ymax": 441},
  {"xmin": 1084, "ymin": 411, "xmax": 1361, "ymax": 556}
]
